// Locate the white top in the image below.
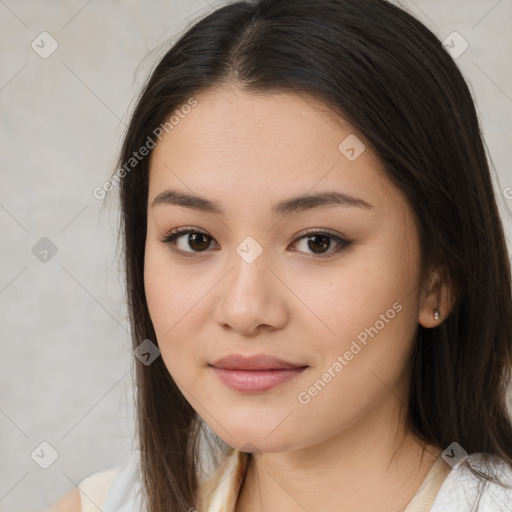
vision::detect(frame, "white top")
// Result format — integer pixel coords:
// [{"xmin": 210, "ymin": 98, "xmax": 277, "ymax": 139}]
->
[{"xmin": 77, "ymin": 449, "xmax": 512, "ymax": 511}]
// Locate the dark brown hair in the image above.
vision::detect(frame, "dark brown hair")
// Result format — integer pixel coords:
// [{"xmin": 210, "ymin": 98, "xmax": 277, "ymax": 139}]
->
[{"xmin": 116, "ymin": 0, "xmax": 512, "ymax": 509}]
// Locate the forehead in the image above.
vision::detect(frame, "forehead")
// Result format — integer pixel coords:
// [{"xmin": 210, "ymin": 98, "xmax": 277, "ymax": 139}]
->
[
  {"xmin": 151, "ymin": 83, "xmax": 354, "ymax": 161},
  {"xmin": 148, "ymin": 83, "xmax": 397, "ymax": 213}
]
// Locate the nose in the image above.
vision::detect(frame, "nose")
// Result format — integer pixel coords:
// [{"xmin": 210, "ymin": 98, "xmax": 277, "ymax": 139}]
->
[{"xmin": 212, "ymin": 241, "xmax": 289, "ymax": 336}]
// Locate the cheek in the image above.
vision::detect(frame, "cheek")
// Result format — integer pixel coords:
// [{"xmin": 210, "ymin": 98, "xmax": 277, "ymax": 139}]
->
[
  {"xmin": 144, "ymin": 244, "xmax": 172, "ymax": 334},
  {"xmin": 144, "ymin": 239, "xmax": 197, "ymax": 330},
  {"xmin": 292, "ymin": 242, "xmax": 417, "ymax": 351},
  {"xmin": 291, "ymin": 239, "xmax": 420, "ymax": 414},
  {"xmin": 143, "ymin": 242, "xmax": 209, "ymax": 380},
  {"xmin": 290, "ymin": 299, "xmax": 418, "ymax": 448}
]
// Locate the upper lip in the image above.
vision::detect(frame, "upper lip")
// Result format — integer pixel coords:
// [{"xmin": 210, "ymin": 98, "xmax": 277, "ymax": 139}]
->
[{"xmin": 210, "ymin": 354, "xmax": 307, "ymax": 370}]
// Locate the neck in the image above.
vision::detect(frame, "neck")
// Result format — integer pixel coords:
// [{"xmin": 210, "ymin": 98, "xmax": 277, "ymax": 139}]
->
[{"xmin": 235, "ymin": 394, "xmax": 441, "ymax": 512}]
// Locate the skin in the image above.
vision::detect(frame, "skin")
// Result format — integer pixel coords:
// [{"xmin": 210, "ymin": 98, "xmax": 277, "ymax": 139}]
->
[{"xmin": 144, "ymin": 83, "xmax": 454, "ymax": 512}]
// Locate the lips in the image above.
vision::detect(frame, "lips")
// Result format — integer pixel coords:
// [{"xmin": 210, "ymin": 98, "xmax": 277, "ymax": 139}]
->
[
  {"xmin": 209, "ymin": 354, "xmax": 308, "ymax": 392},
  {"xmin": 210, "ymin": 353, "xmax": 306, "ymax": 371}
]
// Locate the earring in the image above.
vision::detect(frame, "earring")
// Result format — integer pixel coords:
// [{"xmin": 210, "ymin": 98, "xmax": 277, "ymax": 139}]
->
[{"xmin": 434, "ymin": 309, "xmax": 440, "ymax": 321}]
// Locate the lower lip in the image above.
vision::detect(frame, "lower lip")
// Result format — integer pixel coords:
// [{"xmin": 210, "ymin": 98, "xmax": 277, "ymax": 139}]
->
[{"xmin": 210, "ymin": 366, "xmax": 308, "ymax": 392}]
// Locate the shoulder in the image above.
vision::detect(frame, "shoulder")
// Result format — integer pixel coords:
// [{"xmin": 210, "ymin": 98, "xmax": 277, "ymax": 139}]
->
[
  {"xmin": 49, "ymin": 468, "xmax": 120, "ymax": 512},
  {"xmin": 79, "ymin": 467, "xmax": 120, "ymax": 511},
  {"xmin": 475, "ymin": 454, "xmax": 512, "ymax": 510},
  {"xmin": 49, "ymin": 489, "xmax": 80, "ymax": 512},
  {"xmin": 432, "ymin": 453, "xmax": 512, "ymax": 511}
]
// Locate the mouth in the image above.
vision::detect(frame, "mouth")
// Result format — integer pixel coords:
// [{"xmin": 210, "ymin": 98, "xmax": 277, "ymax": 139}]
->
[{"xmin": 209, "ymin": 353, "xmax": 309, "ymax": 392}]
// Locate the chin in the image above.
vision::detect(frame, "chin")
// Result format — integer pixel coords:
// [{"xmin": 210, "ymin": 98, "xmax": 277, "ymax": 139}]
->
[
  {"xmin": 210, "ymin": 422, "xmax": 303, "ymax": 454},
  {"xmin": 228, "ymin": 437, "xmax": 296, "ymax": 454}
]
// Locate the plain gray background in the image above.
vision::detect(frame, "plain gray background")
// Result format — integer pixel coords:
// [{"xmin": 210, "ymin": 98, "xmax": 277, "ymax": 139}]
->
[{"xmin": 1, "ymin": 0, "xmax": 511, "ymax": 510}]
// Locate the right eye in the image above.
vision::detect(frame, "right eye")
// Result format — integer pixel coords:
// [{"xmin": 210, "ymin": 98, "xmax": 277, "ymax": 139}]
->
[{"xmin": 158, "ymin": 227, "xmax": 218, "ymax": 257}]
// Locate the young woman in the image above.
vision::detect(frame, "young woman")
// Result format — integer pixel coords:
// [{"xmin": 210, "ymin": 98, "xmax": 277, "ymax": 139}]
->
[{"xmin": 52, "ymin": 0, "xmax": 512, "ymax": 510}]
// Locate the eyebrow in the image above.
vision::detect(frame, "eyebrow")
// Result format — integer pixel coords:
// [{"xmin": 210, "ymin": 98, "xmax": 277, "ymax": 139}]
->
[{"xmin": 151, "ymin": 189, "xmax": 373, "ymax": 217}]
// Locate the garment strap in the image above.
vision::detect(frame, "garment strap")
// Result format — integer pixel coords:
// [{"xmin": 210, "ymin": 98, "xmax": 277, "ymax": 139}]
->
[{"xmin": 405, "ymin": 456, "xmax": 452, "ymax": 511}]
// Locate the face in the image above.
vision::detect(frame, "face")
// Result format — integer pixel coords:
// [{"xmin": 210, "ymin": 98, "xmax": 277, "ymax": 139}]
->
[{"xmin": 144, "ymin": 83, "xmax": 426, "ymax": 453}]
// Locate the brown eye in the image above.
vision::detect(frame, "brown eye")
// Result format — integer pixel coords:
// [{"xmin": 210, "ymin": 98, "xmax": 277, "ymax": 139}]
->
[
  {"xmin": 305, "ymin": 234, "xmax": 331, "ymax": 254},
  {"xmin": 185, "ymin": 232, "xmax": 211, "ymax": 252},
  {"xmin": 159, "ymin": 228, "xmax": 217, "ymax": 256},
  {"xmin": 290, "ymin": 229, "xmax": 351, "ymax": 257},
  {"xmin": 159, "ymin": 227, "xmax": 351, "ymax": 259}
]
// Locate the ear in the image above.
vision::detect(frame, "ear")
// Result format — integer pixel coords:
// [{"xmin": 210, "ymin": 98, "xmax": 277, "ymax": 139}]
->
[{"xmin": 418, "ymin": 267, "xmax": 456, "ymax": 328}]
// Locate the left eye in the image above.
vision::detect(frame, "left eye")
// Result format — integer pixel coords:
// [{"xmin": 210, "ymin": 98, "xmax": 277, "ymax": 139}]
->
[
  {"xmin": 159, "ymin": 228, "xmax": 351, "ymax": 258},
  {"xmin": 292, "ymin": 231, "xmax": 351, "ymax": 256}
]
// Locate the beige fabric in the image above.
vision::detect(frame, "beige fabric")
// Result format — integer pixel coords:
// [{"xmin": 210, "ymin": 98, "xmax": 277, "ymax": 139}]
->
[
  {"xmin": 404, "ymin": 456, "xmax": 452, "ymax": 512},
  {"xmin": 75, "ymin": 450, "xmax": 451, "ymax": 511},
  {"xmin": 78, "ymin": 468, "xmax": 120, "ymax": 512},
  {"xmin": 197, "ymin": 449, "xmax": 451, "ymax": 512},
  {"xmin": 197, "ymin": 448, "xmax": 249, "ymax": 511}
]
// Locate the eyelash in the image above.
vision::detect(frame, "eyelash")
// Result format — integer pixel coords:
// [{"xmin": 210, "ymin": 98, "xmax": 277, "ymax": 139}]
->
[{"xmin": 157, "ymin": 226, "xmax": 352, "ymax": 259}]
